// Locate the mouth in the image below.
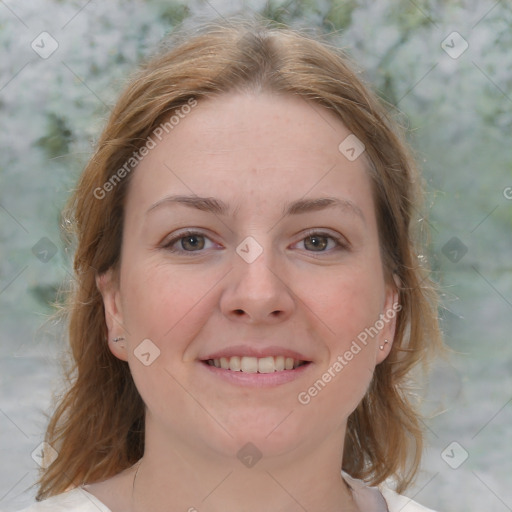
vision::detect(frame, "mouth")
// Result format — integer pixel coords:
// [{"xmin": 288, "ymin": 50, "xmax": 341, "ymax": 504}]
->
[{"xmin": 202, "ymin": 355, "xmax": 311, "ymax": 373}]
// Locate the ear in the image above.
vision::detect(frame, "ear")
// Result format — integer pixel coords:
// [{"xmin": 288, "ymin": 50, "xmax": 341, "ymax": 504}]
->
[
  {"xmin": 375, "ymin": 273, "xmax": 401, "ymax": 364},
  {"xmin": 96, "ymin": 269, "xmax": 128, "ymax": 362}
]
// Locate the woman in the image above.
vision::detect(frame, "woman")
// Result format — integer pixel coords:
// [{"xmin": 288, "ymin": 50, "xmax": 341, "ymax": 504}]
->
[{"xmin": 22, "ymin": 16, "xmax": 443, "ymax": 512}]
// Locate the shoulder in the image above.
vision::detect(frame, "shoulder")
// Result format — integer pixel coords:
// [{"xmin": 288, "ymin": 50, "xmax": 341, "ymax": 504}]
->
[
  {"xmin": 342, "ymin": 471, "xmax": 439, "ymax": 512},
  {"xmin": 379, "ymin": 484, "xmax": 439, "ymax": 512},
  {"xmin": 16, "ymin": 488, "xmax": 111, "ymax": 512}
]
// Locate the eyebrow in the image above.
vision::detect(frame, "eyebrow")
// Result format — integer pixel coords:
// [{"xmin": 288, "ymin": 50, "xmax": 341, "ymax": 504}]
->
[{"xmin": 146, "ymin": 194, "xmax": 365, "ymax": 223}]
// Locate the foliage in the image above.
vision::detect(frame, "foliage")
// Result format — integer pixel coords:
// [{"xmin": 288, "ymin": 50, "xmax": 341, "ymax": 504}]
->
[{"xmin": 0, "ymin": 0, "xmax": 510, "ymax": 314}]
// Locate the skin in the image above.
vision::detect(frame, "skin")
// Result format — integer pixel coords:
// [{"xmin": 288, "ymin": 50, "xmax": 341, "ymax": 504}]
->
[{"xmin": 90, "ymin": 91, "xmax": 398, "ymax": 512}]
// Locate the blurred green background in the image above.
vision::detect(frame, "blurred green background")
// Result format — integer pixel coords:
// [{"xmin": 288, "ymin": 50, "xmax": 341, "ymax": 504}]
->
[{"xmin": 1, "ymin": 1, "xmax": 511, "ymax": 511}]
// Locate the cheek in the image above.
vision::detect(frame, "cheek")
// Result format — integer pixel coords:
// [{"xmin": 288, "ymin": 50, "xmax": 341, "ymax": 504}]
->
[
  {"xmin": 120, "ymin": 260, "xmax": 213, "ymax": 339},
  {"xmin": 119, "ymin": 261, "xmax": 218, "ymax": 414},
  {"xmin": 297, "ymin": 265, "xmax": 383, "ymax": 413},
  {"xmin": 304, "ymin": 261, "xmax": 384, "ymax": 342}
]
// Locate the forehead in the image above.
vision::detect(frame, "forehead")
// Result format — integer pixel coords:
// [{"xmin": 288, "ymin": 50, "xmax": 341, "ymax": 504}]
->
[{"xmin": 126, "ymin": 92, "xmax": 375, "ymax": 219}]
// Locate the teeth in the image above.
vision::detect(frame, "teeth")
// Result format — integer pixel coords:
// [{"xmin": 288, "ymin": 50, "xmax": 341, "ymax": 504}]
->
[
  {"xmin": 207, "ymin": 355, "xmax": 306, "ymax": 372},
  {"xmin": 258, "ymin": 356, "xmax": 275, "ymax": 374},
  {"xmin": 241, "ymin": 356, "xmax": 258, "ymax": 373},
  {"xmin": 229, "ymin": 356, "xmax": 241, "ymax": 371}
]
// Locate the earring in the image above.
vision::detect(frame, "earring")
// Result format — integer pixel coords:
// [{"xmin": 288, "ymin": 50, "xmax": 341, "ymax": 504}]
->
[
  {"xmin": 112, "ymin": 337, "xmax": 125, "ymax": 343},
  {"xmin": 379, "ymin": 339, "xmax": 389, "ymax": 350}
]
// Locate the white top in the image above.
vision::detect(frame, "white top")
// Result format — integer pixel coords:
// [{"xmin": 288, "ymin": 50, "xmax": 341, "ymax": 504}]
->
[{"xmin": 17, "ymin": 474, "xmax": 438, "ymax": 512}]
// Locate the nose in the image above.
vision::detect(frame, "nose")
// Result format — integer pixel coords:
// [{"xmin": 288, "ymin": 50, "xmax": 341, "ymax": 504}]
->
[{"xmin": 219, "ymin": 243, "xmax": 295, "ymax": 325}]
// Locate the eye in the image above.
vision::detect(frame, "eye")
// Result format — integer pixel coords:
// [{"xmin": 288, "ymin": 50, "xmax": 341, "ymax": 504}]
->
[
  {"xmin": 294, "ymin": 230, "xmax": 348, "ymax": 253},
  {"xmin": 162, "ymin": 230, "xmax": 217, "ymax": 253}
]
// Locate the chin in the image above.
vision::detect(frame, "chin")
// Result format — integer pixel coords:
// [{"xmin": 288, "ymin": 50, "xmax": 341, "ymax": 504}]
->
[{"xmin": 210, "ymin": 411, "xmax": 309, "ymax": 459}]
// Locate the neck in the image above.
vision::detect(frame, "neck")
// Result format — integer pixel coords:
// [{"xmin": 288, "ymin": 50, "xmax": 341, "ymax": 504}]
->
[{"xmin": 130, "ymin": 422, "xmax": 358, "ymax": 512}]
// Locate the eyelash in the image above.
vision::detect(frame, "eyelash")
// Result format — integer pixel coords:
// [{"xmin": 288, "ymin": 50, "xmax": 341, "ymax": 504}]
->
[
  {"xmin": 161, "ymin": 229, "xmax": 349, "ymax": 255},
  {"xmin": 294, "ymin": 229, "xmax": 349, "ymax": 254}
]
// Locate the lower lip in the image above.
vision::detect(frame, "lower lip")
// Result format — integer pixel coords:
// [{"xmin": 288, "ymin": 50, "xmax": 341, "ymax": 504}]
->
[{"xmin": 199, "ymin": 361, "xmax": 312, "ymax": 387}]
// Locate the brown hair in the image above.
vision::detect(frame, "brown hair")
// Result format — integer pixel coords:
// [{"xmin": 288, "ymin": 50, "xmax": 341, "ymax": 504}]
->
[{"xmin": 37, "ymin": 15, "xmax": 442, "ymax": 499}]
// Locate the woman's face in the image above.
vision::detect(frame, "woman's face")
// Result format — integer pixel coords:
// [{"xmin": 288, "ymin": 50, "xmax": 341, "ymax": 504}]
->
[{"xmin": 99, "ymin": 92, "xmax": 398, "ymax": 463}]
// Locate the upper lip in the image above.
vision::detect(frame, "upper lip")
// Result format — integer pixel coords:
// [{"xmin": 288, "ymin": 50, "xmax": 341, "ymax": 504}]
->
[{"xmin": 200, "ymin": 344, "xmax": 311, "ymax": 362}]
